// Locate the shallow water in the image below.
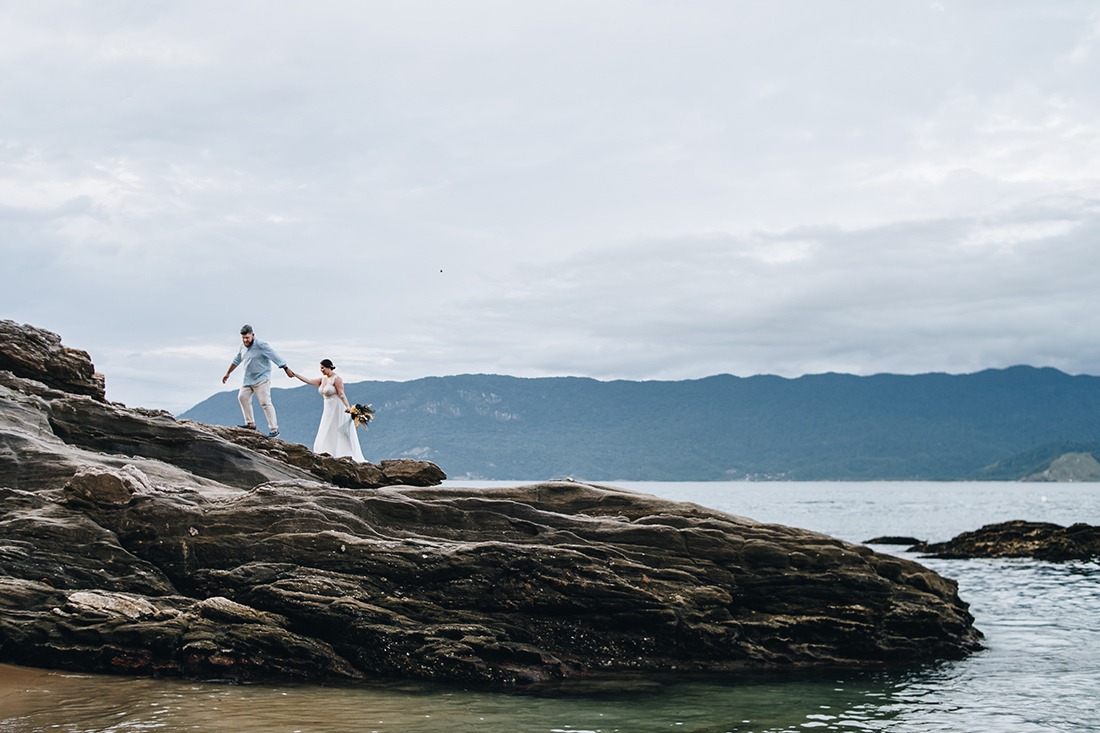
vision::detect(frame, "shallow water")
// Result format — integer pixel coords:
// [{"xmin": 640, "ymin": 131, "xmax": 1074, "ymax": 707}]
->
[{"xmin": 2, "ymin": 481, "xmax": 1098, "ymax": 732}]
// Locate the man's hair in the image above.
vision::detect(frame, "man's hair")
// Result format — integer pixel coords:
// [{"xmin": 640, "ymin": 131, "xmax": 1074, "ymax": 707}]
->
[{"xmin": 240, "ymin": 324, "xmax": 254, "ymax": 335}]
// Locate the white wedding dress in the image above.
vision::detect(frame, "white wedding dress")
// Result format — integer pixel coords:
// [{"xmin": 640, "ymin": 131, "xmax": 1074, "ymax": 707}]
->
[{"xmin": 313, "ymin": 375, "xmax": 364, "ymax": 461}]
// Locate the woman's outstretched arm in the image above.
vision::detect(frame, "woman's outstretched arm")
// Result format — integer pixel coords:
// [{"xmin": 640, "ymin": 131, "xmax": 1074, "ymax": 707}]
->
[{"xmin": 293, "ymin": 372, "xmax": 322, "ymax": 387}]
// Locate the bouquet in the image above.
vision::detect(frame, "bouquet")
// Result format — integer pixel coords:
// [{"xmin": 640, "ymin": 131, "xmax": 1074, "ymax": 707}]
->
[{"xmin": 348, "ymin": 403, "xmax": 375, "ymax": 429}]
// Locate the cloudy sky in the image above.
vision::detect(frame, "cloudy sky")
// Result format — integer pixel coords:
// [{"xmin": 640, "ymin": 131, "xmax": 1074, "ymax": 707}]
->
[{"xmin": 3, "ymin": 1, "xmax": 1100, "ymax": 413}]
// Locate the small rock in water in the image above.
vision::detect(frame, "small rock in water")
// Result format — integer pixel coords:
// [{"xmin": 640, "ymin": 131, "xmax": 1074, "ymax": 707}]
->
[{"xmin": 864, "ymin": 536, "xmax": 925, "ymax": 546}]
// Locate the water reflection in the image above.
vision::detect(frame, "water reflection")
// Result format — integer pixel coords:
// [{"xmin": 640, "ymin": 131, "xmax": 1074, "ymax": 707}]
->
[{"xmin": 3, "ymin": 662, "xmax": 955, "ymax": 733}]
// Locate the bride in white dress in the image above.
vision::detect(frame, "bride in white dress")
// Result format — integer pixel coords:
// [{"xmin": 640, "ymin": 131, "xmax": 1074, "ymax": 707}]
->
[{"xmin": 291, "ymin": 359, "xmax": 364, "ymax": 461}]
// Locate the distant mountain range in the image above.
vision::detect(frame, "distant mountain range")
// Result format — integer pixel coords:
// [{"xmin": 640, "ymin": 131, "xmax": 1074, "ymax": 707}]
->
[{"xmin": 179, "ymin": 366, "xmax": 1100, "ymax": 482}]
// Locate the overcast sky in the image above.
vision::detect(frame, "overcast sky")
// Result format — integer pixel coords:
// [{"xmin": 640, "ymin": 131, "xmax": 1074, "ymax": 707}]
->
[{"xmin": 3, "ymin": 1, "xmax": 1100, "ymax": 413}]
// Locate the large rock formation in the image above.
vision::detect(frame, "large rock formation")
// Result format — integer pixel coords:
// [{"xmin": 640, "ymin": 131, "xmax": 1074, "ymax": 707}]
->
[{"xmin": 0, "ymin": 321, "xmax": 983, "ymax": 684}]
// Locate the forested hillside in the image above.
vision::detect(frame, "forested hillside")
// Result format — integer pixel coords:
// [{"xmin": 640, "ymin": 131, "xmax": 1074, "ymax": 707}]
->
[{"xmin": 180, "ymin": 366, "xmax": 1100, "ymax": 481}]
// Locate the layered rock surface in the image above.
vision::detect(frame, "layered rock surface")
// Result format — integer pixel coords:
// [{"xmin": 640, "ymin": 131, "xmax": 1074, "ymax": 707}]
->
[{"xmin": 0, "ymin": 321, "xmax": 982, "ymax": 684}]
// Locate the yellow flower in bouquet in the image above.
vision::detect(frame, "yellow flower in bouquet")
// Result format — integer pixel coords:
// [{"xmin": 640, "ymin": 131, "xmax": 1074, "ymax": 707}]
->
[{"xmin": 348, "ymin": 403, "xmax": 375, "ymax": 429}]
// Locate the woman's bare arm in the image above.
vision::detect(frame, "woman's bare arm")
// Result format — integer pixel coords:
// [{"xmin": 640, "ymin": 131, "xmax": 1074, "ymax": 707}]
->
[
  {"xmin": 335, "ymin": 376, "xmax": 351, "ymax": 409},
  {"xmin": 293, "ymin": 372, "xmax": 322, "ymax": 387}
]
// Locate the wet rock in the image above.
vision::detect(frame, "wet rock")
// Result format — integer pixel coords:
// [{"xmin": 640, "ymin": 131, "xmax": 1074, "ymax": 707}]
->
[{"xmin": 918, "ymin": 520, "xmax": 1100, "ymax": 561}]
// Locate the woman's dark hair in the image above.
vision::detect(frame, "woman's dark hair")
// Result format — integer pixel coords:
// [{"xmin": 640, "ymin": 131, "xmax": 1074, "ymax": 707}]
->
[{"xmin": 320, "ymin": 359, "xmax": 335, "ymax": 370}]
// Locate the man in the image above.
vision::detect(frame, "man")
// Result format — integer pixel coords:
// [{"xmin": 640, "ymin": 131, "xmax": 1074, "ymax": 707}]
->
[{"xmin": 222, "ymin": 324, "xmax": 294, "ymax": 438}]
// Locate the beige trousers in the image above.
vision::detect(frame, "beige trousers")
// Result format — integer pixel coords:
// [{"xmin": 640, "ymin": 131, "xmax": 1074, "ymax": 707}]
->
[{"xmin": 238, "ymin": 380, "xmax": 277, "ymax": 430}]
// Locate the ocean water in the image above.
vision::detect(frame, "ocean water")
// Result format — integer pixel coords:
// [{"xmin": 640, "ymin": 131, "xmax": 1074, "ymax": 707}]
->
[{"xmin": 2, "ymin": 481, "xmax": 1098, "ymax": 732}]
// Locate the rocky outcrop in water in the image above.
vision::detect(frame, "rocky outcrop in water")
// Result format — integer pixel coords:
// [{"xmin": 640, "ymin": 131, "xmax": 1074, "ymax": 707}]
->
[
  {"xmin": 864, "ymin": 536, "xmax": 925, "ymax": 546},
  {"xmin": 0, "ymin": 321, "xmax": 983, "ymax": 684},
  {"xmin": 916, "ymin": 520, "xmax": 1100, "ymax": 562}
]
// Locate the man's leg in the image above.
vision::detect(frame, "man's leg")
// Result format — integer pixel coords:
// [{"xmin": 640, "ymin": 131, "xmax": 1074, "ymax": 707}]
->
[
  {"xmin": 255, "ymin": 380, "xmax": 278, "ymax": 433},
  {"xmin": 238, "ymin": 384, "xmax": 256, "ymax": 427}
]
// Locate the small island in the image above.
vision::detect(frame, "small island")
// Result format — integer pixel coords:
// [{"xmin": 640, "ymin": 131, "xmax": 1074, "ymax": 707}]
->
[{"xmin": 1, "ymin": 321, "xmax": 982, "ymax": 684}]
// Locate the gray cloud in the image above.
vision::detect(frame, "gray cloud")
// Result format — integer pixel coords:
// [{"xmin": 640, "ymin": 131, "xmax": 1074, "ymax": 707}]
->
[
  {"xmin": 437, "ymin": 202, "xmax": 1100, "ymax": 379},
  {"xmin": 2, "ymin": 2, "xmax": 1099, "ymax": 412}
]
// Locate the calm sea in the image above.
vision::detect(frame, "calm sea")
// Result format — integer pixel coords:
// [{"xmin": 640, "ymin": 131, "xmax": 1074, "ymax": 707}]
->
[{"xmin": 2, "ymin": 481, "xmax": 1098, "ymax": 732}]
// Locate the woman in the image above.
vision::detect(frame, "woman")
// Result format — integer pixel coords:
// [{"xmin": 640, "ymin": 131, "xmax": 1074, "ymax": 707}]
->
[{"xmin": 292, "ymin": 359, "xmax": 365, "ymax": 461}]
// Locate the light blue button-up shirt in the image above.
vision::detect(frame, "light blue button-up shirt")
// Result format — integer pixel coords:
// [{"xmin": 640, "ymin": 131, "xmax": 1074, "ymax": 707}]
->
[{"xmin": 232, "ymin": 339, "xmax": 287, "ymax": 386}]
